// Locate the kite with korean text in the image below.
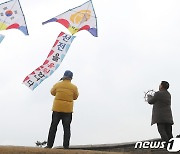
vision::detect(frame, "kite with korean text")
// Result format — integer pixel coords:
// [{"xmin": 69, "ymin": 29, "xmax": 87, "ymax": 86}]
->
[
  {"xmin": 42, "ymin": 0, "xmax": 97, "ymax": 37},
  {"xmin": 23, "ymin": 0, "xmax": 98, "ymax": 90},
  {"xmin": 0, "ymin": 0, "xmax": 28, "ymax": 37},
  {"xmin": 23, "ymin": 32, "xmax": 76, "ymax": 90}
]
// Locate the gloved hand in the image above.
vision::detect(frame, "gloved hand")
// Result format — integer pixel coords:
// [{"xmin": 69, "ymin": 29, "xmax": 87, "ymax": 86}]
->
[{"xmin": 147, "ymin": 94, "xmax": 153, "ymax": 101}]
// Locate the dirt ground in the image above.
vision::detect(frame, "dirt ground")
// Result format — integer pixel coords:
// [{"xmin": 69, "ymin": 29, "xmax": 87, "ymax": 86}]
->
[{"xmin": 0, "ymin": 146, "xmax": 124, "ymax": 154}]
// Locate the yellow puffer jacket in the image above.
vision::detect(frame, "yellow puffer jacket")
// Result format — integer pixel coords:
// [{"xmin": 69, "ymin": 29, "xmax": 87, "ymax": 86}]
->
[{"xmin": 50, "ymin": 80, "xmax": 79, "ymax": 113}]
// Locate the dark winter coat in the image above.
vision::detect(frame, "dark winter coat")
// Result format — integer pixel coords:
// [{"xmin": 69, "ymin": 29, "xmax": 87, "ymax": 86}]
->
[{"xmin": 148, "ymin": 90, "xmax": 174, "ymax": 125}]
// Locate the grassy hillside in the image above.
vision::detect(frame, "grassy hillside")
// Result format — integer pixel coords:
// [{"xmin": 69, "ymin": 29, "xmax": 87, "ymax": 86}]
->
[{"xmin": 0, "ymin": 146, "xmax": 122, "ymax": 154}]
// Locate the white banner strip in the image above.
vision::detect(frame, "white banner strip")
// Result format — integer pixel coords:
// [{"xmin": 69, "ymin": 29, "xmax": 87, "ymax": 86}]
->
[{"xmin": 23, "ymin": 32, "xmax": 75, "ymax": 90}]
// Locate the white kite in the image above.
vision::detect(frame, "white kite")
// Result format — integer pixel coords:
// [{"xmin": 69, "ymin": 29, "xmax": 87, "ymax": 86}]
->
[
  {"xmin": 42, "ymin": 0, "xmax": 97, "ymax": 37},
  {"xmin": 0, "ymin": 0, "xmax": 28, "ymax": 43},
  {"xmin": 23, "ymin": 0, "xmax": 98, "ymax": 90}
]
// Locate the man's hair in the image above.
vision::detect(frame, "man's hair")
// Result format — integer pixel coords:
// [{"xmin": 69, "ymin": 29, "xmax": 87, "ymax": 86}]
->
[{"xmin": 161, "ymin": 81, "xmax": 169, "ymax": 90}]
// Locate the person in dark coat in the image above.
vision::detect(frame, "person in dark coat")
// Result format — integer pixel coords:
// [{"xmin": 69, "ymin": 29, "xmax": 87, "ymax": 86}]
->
[{"xmin": 147, "ymin": 81, "xmax": 174, "ymax": 143}]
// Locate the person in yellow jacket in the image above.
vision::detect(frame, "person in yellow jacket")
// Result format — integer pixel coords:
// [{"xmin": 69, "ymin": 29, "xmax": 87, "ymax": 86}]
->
[{"xmin": 45, "ymin": 70, "xmax": 79, "ymax": 149}]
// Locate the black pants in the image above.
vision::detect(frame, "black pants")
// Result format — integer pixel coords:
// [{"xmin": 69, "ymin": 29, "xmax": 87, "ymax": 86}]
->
[
  {"xmin": 47, "ymin": 111, "xmax": 72, "ymax": 148},
  {"xmin": 157, "ymin": 123, "xmax": 173, "ymax": 143}
]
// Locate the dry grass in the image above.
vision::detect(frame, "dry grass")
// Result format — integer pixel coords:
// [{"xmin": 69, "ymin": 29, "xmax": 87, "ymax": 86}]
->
[{"xmin": 0, "ymin": 146, "xmax": 123, "ymax": 154}]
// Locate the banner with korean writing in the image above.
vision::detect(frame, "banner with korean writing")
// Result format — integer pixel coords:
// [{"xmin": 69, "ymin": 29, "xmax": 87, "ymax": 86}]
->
[{"xmin": 23, "ymin": 32, "xmax": 76, "ymax": 90}]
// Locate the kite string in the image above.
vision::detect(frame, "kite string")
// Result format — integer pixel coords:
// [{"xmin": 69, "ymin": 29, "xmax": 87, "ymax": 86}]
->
[{"xmin": 0, "ymin": 0, "xmax": 18, "ymax": 30}]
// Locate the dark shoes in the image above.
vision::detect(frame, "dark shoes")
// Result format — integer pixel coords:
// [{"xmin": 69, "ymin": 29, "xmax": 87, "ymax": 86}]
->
[
  {"xmin": 63, "ymin": 146, "xmax": 69, "ymax": 149},
  {"xmin": 44, "ymin": 146, "xmax": 52, "ymax": 149},
  {"xmin": 44, "ymin": 145, "xmax": 69, "ymax": 149}
]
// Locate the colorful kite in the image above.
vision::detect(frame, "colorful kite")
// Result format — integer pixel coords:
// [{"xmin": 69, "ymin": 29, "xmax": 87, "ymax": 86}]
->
[
  {"xmin": 0, "ymin": 0, "xmax": 28, "ymax": 35},
  {"xmin": 23, "ymin": 32, "xmax": 76, "ymax": 90},
  {"xmin": 42, "ymin": 0, "xmax": 97, "ymax": 37},
  {"xmin": 0, "ymin": 34, "xmax": 4, "ymax": 43},
  {"xmin": 23, "ymin": 0, "xmax": 97, "ymax": 90}
]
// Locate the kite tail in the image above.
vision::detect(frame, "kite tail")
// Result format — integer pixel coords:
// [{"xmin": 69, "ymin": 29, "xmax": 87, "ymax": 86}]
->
[{"xmin": 23, "ymin": 32, "xmax": 76, "ymax": 90}]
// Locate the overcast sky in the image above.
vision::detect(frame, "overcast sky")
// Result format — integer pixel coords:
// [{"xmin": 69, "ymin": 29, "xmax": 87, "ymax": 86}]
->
[{"xmin": 0, "ymin": 0, "xmax": 180, "ymax": 147}]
